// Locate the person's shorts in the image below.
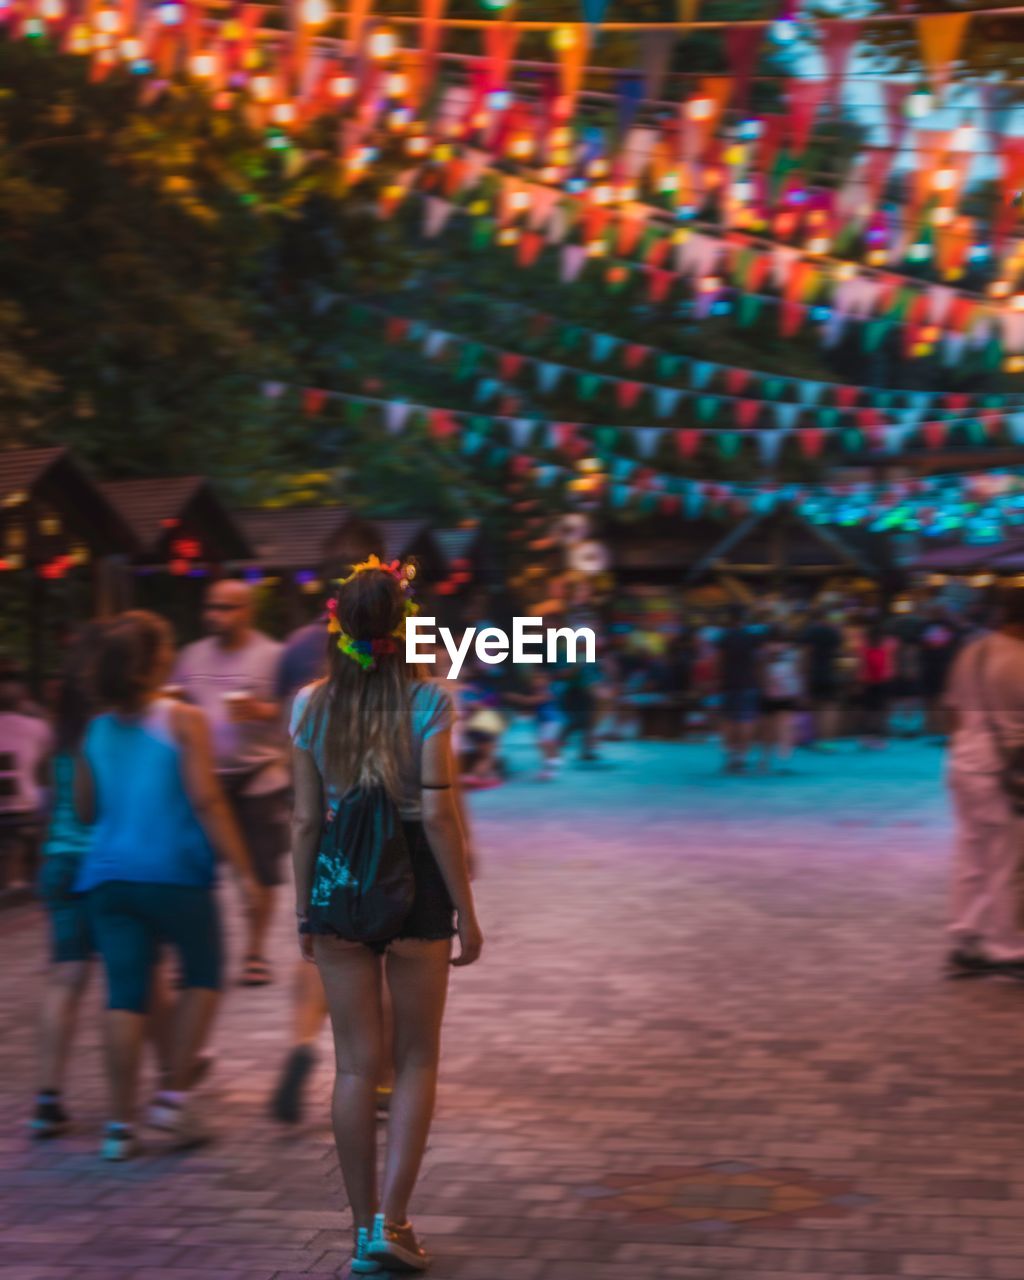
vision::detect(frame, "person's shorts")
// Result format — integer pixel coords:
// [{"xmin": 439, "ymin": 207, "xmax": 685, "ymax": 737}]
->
[
  {"xmin": 87, "ymin": 881, "xmax": 222, "ymax": 1013},
  {"xmin": 721, "ymin": 689, "xmax": 761, "ymax": 723},
  {"xmin": 38, "ymin": 855, "xmax": 93, "ymax": 964},
  {"xmin": 225, "ymin": 787, "xmax": 290, "ymax": 888},
  {"xmin": 762, "ymin": 697, "xmax": 798, "ymax": 715},
  {"xmin": 305, "ymin": 822, "xmax": 455, "ymax": 957}
]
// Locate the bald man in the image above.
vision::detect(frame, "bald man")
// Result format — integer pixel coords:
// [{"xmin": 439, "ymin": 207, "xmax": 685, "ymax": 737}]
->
[{"xmin": 174, "ymin": 581, "xmax": 287, "ymax": 985}]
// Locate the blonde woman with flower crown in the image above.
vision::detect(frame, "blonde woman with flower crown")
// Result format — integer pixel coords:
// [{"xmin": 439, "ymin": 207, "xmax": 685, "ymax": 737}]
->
[{"xmin": 289, "ymin": 559, "xmax": 484, "ymax": 1275}]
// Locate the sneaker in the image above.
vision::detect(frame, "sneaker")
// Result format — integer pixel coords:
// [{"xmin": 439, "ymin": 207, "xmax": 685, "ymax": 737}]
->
[
  {"xmin": 351, "ymin": 1225, "xmax": 382, "ymax": 1275},
  {"xmin": 270, "ymin": 1045, "xmax": 316, "ymax": 1125},
  {"xmin": 101, "ymin": 1122, "xmax": 139, "ymax": 1162},
  {"xmin": 29, "ymin": 1093, "xmax": 69, "ymax": 1139},
  {"xmin": 366, "ymin": 1213, "xmax": 430, "ymax": 1272},
  {"xmin": 145, "ymin": 1094, "xmax": 211, "ymax": 1148}
]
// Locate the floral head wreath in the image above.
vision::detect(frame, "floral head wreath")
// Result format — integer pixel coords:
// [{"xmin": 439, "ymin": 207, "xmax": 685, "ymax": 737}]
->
[{"xmin": 325, "ymin": 555, "xmax": 419, "ymax": 672}]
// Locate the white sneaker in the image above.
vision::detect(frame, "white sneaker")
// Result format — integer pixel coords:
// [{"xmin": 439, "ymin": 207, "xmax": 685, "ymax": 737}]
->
[{"xmin": 145, "ymin": 1095, "xmax": 211, "ymax": 1148}]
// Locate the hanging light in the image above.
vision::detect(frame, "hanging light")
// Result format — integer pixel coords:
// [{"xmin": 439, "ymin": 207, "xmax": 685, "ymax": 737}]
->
[
  {"xmin": 40, "ymin": 0, "xmax": 64, "ymax": 20},
  {"xmin": 905, "ymin": 88, "xmax": 933, "ymax": 120},
  {"xmin": 95, "ymin": 6, "xmax": 121, "ymax": 34},
  {"xmin": 190, "ymin": 52, "xmax": 216, "ymax": 78},
  {"xmin": 302, "ymin": 0, "xmax": 328, "ymax": 24},
  {"xmin": 330, "ymin": 74, "xmax": 355, "ymax": 99},
  {"xmin": 368, "ymin": 26, "xmax": 396, "ymax": 60}
]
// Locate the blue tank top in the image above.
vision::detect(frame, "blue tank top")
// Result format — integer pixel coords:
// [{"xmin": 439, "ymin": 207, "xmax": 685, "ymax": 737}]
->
[
  {"xmin": 43, "ymin": 753, "xmax": 92, "ymax": 862},
  {"xmin": 75, "ymin": 700, "xmax": 215, "ymax": 892}
]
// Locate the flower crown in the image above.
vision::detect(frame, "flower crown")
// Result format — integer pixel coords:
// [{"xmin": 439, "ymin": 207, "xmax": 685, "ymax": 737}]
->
[{"xmin": 326, "ymin": 555, "xmax": 418, "ymax": 672}]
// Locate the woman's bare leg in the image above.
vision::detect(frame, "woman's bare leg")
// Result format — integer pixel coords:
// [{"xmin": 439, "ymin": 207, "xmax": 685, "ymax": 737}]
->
[
  {"xmin": 38, "ymin": 961, "xmax": 90, "ymax": 1093},
  {"xmin": 380, "ymin": 938, "xmax": 451, "ymax": 1225},
  {"xmin": 315, "ymin": 937, "xmax": 384, "ymax": 1232}
]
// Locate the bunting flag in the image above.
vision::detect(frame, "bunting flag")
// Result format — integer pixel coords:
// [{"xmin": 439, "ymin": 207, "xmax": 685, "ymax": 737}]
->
[
  {"xmin": 916, "ymin": 11, "xmax": 971, "ymax": 92},
  {"xmin": 724, "ymin": 27, "xmax": 764, "ymax": 112},
  {"xmin": 580, "ymin": 0, "xmax": 610, "ymax": 30},
  {"xmin": 820, "ymin": 21, "xmax": 861, "ymax": 109}
]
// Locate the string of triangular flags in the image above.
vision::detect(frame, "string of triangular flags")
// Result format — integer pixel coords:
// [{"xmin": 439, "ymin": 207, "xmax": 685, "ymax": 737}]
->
[
  {"xmin": 263, "ymin": 375, "xmax": 1024, "ymax": 462},
  {"xmin": 330, "ymin": 293, "xmax": 1021, "ymax": 446}
]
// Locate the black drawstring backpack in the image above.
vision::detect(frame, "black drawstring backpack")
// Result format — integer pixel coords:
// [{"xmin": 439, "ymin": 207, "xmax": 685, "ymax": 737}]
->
[{"xmin": 306, "ymin": 786, "xmax": 415, "ymax": 942}]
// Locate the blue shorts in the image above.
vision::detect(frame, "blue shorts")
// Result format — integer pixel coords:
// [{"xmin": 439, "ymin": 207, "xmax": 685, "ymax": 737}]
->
[
  {"xmin": 87, "ymin": 881, "xmax": 222, "ymax": 1013},
  {"xmin": 721, "ymin": 689, "xmax": 761, "ymax": 723},
  {"xmin": 38, "ymin": 856, "xmax": 94, "ymax": 965}
]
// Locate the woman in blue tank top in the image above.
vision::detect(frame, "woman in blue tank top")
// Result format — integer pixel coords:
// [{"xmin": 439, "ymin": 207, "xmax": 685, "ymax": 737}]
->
[
  {"xmin": 75, "ymin": 611, "xmax": 258, "ymax": 1161},
  {"xmin": 31, "ymin": 623, "xmax": 105, "ymax": 1141}
]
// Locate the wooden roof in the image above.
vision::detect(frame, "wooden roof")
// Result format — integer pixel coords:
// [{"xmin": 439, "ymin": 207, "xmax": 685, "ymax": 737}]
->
[
  {"xmin": 687, "ymin": 509, "xmax": 878, "ymax": 581},
  {"xmin": 101, "ymin": 477, "xmax": 252, "ymax": 560},
  {"xmin": 0, "ymin": 447, "xmax": 138, "ymax": 555},
  {"xmin": 235, "ymin": 506, "xmax": 380, "ymax": 570}
]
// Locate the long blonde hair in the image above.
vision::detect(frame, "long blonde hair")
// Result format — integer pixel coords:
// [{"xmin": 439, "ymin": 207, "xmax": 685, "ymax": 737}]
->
[{"xmin": 299, "ymin": 569, "xmax": 412, "ymax": 798}]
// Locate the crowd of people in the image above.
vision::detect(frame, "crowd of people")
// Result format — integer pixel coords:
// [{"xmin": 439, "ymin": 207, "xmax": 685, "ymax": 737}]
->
[
  {"xmin": 17, "ymin": 566, "xmax": 482, "ymax": 1276},
  {"xmin": 4, "ymin": 559, "xmax": 1019, "ymax": 1275},
  {"xmin": 442, "ymin": 593, "xmax": 976, "ymax": 783}
]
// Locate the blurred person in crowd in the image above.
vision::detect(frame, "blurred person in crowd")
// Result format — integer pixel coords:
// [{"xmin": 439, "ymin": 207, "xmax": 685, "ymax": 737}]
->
[
  {"xmin": 888, "ymin": 610, "xmax": 925, "ymax": 737},
  {"xmin": 758, "ymin": 625, "xmax": 805, "ymax": 773},
  {"xmin": 290, "ymin": 562, "xmax": 482, "ymax": 1275},
  {"xmin": 31, "ymin": 626, "xmax": 103, "ymax": 1137},
  {"xmin": 944, "ymin": 585, "xmax": 1024, "ymax": 977},
  {"xmin": 800, "ymin": 606, "xmax": 843, "ymax": 751},
  {"xmin": 856, "ymin": 622, "xmax": 897, "ymax": 748},
  {"xmin": 269, "ymin": 600, "xmax": 333, "ymax": 1124},
  {"xmin": 920, "ymin": 604, "xmax": 964, "ymax": 742},
  {"xmin": 74, "ymin": 612, "xmax": 258, "ymax": 1159},
  {"xmin": 506, "ymin": 667, "xmax": 564, "ymax": 781},
  {"xmin": 174, "ymin": 580, "xmax": 287, "ymax": 985},
  {"xmin": 0, "ymin": 661, "xmax": 53, "ymax": 892},
  {"xmin": 458, "ymin": 653, "xmax": 506, "ymax": 788},
  {"xmin": 716, "ymin": 606, "xmax": 764, "ymax": 772}
]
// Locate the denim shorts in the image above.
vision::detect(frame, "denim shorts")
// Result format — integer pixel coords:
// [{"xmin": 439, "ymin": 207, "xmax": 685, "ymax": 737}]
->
[
  {"xmin": 38, "ymin": 856, "xmax": 94, "ymax": 965},
  {"xmin": 87, "ymin": 881, "xmax": 222, "ymax": 1012}
]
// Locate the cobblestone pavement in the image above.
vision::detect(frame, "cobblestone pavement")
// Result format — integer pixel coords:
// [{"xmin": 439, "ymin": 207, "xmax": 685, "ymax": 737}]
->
[{"xmin": 4, "ymin": 734, "xmax": 1024, "ymax": 1280}]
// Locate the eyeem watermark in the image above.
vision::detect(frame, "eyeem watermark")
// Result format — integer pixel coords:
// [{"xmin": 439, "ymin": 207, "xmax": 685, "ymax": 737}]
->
[{"xmin": 407, "ymin": 617, "xmax": 596, "ymax": 679}]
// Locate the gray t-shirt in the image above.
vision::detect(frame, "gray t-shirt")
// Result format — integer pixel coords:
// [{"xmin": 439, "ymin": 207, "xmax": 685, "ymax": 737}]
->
[
  {"xmin": 174, "ymin": 632, "xmax": 287, "ymax": 795},
  {"xmin": 945, "ymin": 632, "xmax": 1024, "ymax": 774}
]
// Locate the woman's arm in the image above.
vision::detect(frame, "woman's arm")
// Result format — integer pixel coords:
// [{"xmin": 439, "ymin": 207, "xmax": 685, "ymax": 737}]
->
[
  {"xmin": 171, "ymin": 704, "xmax": 256, "ymax": 890},
  {"xmin": 73, "ymin": 753, "xmax": 96, "ymax": 826},
  {"xmin": 420, "ymin": 727, "xmax": 482, "ymax": 966},
  {"xmin": 290, "ymin": 743, "xmax": 323, "ymax": 915}
]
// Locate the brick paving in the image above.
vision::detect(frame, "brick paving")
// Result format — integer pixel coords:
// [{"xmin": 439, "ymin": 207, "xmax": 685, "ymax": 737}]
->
[{"xmin": 3, "ymin": 734, "xmax": 1024, "ymax": 1279}]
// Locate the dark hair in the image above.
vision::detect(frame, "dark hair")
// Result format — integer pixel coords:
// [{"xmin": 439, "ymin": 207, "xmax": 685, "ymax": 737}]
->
[
  {"xmin": 95, "ymin": 611, "xmax": 172, "ymax": 714},
  {"xmin": 998, "ymin": 585, "xmax": 1024, "ymax": 628},
  {"xmin": 300, "ymin": 570, "xmax": 412, "ymax": 798},
  {"xmin": 54, "ymin": 621, "xmax": 108, "ymax": 752},
  {"xmin": 0, "ymin": 659, "xmax": 26, "ymax": 713}
]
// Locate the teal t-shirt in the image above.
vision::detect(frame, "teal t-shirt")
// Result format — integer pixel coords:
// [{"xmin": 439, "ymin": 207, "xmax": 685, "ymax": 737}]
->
[{"xmin": 290, "ymin": 679, "xmax": 454, "ymax": 819}]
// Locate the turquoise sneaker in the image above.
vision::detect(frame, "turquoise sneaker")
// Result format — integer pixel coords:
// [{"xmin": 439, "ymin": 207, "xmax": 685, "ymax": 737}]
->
[{"xmin": 350, "ymin": 1225, "xmax": 382, "ymax": 1274}]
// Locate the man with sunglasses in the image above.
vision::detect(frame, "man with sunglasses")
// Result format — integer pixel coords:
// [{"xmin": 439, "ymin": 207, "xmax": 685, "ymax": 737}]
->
[{"xmin": 174, "ymin": 580, "xmax": 287, "ymax": 986}]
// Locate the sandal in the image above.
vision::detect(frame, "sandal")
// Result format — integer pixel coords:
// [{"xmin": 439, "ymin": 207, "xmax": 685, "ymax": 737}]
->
[{"xmin": 240, "ymin": 955, "xmax": 272, "ymax": 986}]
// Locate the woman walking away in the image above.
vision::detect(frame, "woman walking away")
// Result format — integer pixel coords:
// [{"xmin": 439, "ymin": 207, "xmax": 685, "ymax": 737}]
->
[
  {"xmin": 75, "ymin": 612, "xmax": 257, "ymax": 1161},
  {"xmin": 291, "ymin": 559, "xmax": 483, "ymax": 1276},
  {"xmin": 31, "ymin": 624, "xmax": 105, "ymax": 1138}
]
